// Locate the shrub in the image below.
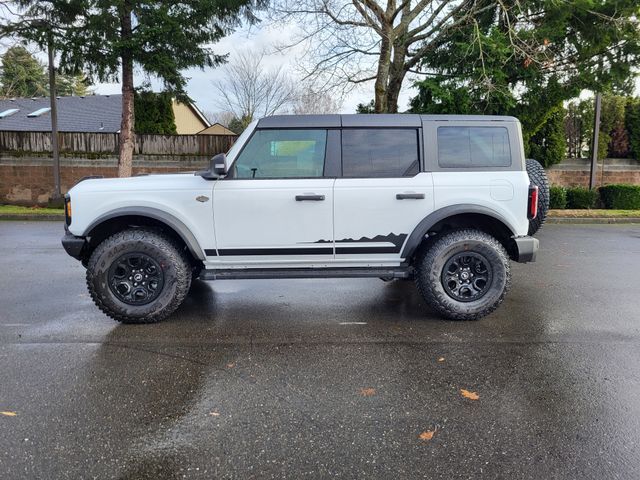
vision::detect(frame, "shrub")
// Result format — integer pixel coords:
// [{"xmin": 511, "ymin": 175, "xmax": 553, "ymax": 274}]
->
[
  {"xmin": 599, "ymin": 184, "xmax": 640, "ymax": 209},
  {"xmin": 566, "ymin": 187, "xmax": 599, "ymax": 209},
  {"xmin": 549, "ymin": 186, "xmax": 567, "ymax": 209}
]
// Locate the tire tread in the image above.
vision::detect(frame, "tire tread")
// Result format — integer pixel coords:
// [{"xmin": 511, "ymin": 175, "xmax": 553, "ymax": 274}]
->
[
  {"xmin": 415, "ymin": 229, "xmax": 511, "ymax": 321},
  {"xmin": 86, "ymin": 228, "xmax": 191, "ymax": 324}
]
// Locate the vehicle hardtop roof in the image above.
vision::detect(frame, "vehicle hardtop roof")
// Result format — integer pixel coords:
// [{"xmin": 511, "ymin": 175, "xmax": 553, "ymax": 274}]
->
[{"xmin": 256, "ymin": 114, "xmax": 519, "ymax": 129}]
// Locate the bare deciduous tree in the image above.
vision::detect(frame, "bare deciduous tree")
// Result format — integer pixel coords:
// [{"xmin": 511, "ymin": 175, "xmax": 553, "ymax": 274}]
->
[
  {"xmin": 272, "ymin": 0, "xmax": 493, "ymax": 112},
  {"xmin": 213, "ymin": 50, "xmax": 297, "ymax": 124}
]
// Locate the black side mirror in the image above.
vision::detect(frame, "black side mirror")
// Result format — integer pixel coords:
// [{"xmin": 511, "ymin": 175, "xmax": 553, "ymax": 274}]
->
[
  {"xmin": 212, "ymin": 153, "xmax": 227, "ymax": 175},
  {"xmin": 198, "ymin": 153, "xmax": 227, "ymax": 180}
]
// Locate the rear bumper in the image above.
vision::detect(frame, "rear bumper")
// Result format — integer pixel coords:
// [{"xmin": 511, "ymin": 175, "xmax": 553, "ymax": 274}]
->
[
  {"xmin": 513, "ymin": 236, "xmax": 539, "ymax": 263},
  {"xmin": 61, "ymin": 233, "xmax": 87, "ymax": 260}
]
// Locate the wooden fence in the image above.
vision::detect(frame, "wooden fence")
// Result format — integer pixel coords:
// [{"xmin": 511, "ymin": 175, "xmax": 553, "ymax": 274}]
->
[{"xmin": 0, "ymin": 130, "xmax": 237, "ymax": 155}]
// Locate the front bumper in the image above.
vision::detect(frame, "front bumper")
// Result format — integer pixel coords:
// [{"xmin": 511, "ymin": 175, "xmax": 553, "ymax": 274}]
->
[
  {"xmin": 62, "ymin": 232, "xmax": 87, "ymax": 260},
  {"xmin": 513, "ymin": 236, "xmax": 539, "ymax": 263}
]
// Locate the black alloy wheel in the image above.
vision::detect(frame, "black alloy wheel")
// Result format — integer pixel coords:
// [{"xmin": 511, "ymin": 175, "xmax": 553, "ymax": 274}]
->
[
  {"xmin": 441, "ymin": 252, "xmax": 493, "ymax": 302},
  {"xmin": 108, "ymin": 253, "xmax": 165, "ymax": 305}
]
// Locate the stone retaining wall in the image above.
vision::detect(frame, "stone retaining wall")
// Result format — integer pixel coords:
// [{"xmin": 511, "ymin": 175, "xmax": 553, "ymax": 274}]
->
[
  {"xmin": 547, "ymin": 158, "xmax": 640, "ymax": 187},
  {"xmin": 0, "ymin": 154, "xmax": 208, "ymax": 205}
]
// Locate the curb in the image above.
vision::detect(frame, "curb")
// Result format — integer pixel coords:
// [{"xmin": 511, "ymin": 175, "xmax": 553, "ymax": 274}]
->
[
  {"xmin": 547, "ymin": 217, "xmax": 640, "ymax": 224},
  {"xmin": 0, "ymin": 214, "xmax": 65, "ymax": 221}
]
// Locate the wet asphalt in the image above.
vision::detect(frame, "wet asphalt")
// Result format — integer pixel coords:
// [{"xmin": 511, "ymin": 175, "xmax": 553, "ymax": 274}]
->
[{"xmin": 0, "ymin": 221, "xmax": 639, "ymax": 479}]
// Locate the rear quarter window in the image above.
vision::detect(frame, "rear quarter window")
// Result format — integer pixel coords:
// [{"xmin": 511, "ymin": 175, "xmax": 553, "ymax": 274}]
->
[{"xmin": 438, "ymin": 126, "xmax": 511, "ymax": 168}]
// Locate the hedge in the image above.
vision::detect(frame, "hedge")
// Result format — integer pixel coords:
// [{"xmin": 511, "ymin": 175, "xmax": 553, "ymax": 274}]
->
[
  {"xmin": 549, "ymin": 186, "xmax": 567, "ymax": 209},
  {"xmin": 566, "ymin": 187, "xmax": 599, "ymax": 209},
  {"xmin": 598, "ymin": 184, "xmax": 640, "ymax": 210}
]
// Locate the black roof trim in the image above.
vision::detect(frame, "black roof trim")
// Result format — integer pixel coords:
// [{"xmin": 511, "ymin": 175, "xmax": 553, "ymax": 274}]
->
[
  {"xmin": 257, "ymin": 115, "xmax": 341, "ymax": 129},
  {"xmin": 255, "ymin": 113, "xmax": 519, "ymax": 129},
  {"xmin": 342, "ymin": 114, "xmax": 421, "ymax": 127}
]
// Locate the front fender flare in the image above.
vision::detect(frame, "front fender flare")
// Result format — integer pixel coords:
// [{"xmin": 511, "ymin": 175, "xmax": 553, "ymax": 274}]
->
[{"xmin": 83, "ymin": 206, "xmax": 206, "ymax": 261}]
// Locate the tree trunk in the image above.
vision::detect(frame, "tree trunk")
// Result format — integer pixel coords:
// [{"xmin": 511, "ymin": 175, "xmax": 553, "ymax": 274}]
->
[
  {"xmin": 386, "ymin": 43, "xmax": 408, "ymax": 113},
  {"xmin": 47, "ymin": 35, "xmax": 61, "ymax": 201},
  {"xmin": 374, "ymin": 33, "xmax": 392, "ymax": 113},
  {"xmin": 118, "ymin": 2, "xmax": 135, "ymax": 178}
]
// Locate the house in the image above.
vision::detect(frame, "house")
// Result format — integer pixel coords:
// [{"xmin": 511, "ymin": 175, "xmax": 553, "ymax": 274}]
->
[
  {"xmin": 0, "ymin": 94, "xmax": 213, "ymax": 134},
  {"xmin": 196, "ymin": 122, "xmax": 236, "ymax": 136},
  {"xmin": 170, "ymin": 99, "xmax": 211, "ymax": 134},
  {"xmin": 0, "ymin": 95, "xmax": 122, "ymax": 133}
]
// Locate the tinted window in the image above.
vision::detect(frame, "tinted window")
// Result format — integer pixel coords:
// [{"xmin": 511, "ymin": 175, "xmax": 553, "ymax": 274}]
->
[
  {"xmin": 342, "ymin": 129, "xmax": 419, "ymax": 177},
  {"xmin": 438, "ymin": 127, "xmax": 511, "ymax": 168},
  {"xmin": 233, "ymin": 129, "xmax": 327, "ymax": 178}
]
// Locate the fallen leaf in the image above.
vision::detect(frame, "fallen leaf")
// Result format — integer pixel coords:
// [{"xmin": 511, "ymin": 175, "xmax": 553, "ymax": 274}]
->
[
  {"xmin": 226, "ymin": 362, "xmax": 235, "ymax": 369},
  {"xmin": 460, "ymin": 389, "xmax": 480, "ymax": 400},
  {"xmin": 209, "ymin": 411, "xmax": 220, "ymax": 417},
  {"xmin": 419, "ymin": 429, "xmax": 436, "ymax": 441},
  {"xmin": 437, "ymin": 357, "xmax": 445, "ymax": 363},
  {"xmin": 359, "ymin": 388, "xmax": 376, "ymax": 397},
  {"xmin": 1, "ymin": 411, "xmax": 17, "ymax": 417}
]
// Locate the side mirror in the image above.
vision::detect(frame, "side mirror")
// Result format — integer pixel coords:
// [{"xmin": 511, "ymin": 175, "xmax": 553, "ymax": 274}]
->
[
  {"xmin": 198, "ymin": 153, "xmax": 227, "ymax": 180},
  {"xmin": 212, "ymin": 153, "xmax": 228, "ymax": 175}
]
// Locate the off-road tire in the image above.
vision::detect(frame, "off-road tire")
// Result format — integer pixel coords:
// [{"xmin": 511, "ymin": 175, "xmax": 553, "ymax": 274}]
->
[
  {"xmin": 86, "ymin": 228, "xmax": 192, "ymax": 324},
  {"xmin": 414, "ymin": 229, "xmax": 511, "ymax": 320},
  {"xmin": 526, "ymin": 158, "xmax": 549, "ymax": 236}
]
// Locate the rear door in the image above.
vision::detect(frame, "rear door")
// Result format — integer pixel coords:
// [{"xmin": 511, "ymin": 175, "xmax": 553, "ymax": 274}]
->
[
  {"xmin": 333, "ymin": 121, "xmax": 434, "ymax": 266},
  {"xmin": 211, "ymin": 128, "xmax": 337, "ymax": 268}
]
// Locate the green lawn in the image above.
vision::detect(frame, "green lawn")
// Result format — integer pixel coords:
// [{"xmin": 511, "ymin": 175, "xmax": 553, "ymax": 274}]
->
[
  {"xmin": 0, "ymin": 204, "xmax": 64, "ymax": 215},
  {"xmin": 549, "ymin": 209, "xmax": 640, "ymax": 218}
]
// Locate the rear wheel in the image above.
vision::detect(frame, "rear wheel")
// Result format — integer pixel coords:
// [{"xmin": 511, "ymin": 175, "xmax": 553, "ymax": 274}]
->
[
  {"xmin": 86, "ymin": 228, "xmax": 191, "ymax": 324},
  {"xmin": 414, "ymin": 229, "xmax": 511, "ymax": 320},
  {"xmin": 526, "ymin": 158, "xmax": 550, "ymax": 235}
]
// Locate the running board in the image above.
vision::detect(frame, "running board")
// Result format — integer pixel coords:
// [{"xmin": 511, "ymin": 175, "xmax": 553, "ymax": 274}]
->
[{"xmin": 200, "ymin": 267, "xmax": 412, "ymax": 281}]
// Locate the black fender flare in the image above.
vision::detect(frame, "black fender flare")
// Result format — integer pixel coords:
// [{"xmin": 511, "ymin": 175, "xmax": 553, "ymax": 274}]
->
[
  {"xmin": 400, "ymin": 204, "xmax": 518, "ymax": 259},
  {"xmin": 83, "ymin": 207, "xmax": 206, "ymax": 261}
]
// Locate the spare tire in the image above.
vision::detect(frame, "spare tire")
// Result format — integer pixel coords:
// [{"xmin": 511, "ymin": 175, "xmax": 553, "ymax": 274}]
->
[{"xmin": 526, "ymin": 158, "xmax": 550, "ymax": 236}]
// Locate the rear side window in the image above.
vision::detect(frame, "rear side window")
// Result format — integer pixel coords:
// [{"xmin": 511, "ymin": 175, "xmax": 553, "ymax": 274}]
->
[
  {"xmin": 438, "ymin": 126, "xmax": 511, "ymax": 168},
  {"xmin": 342, "ymin": 129, "xmax": 419, "ymax": 177}
]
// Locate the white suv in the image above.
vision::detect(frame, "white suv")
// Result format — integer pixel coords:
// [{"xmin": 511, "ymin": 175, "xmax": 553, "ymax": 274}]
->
[{"xmin": 62, "ymin": 114, "xmax": 549, "ymax": 323}]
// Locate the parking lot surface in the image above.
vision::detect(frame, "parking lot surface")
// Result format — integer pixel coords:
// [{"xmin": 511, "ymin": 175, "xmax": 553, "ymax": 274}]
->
[{"xmin": 1, "ymin": 221, "xmax": 639, "ymax": 479}]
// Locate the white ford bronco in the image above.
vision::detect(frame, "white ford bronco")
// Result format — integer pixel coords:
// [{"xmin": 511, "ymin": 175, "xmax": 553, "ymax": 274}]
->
[{"xmin": 62, "ymin": 114, "xmax": 549, "ymax": 323}]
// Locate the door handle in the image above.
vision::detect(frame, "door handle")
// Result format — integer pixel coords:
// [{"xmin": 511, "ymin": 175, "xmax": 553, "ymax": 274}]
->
[
  {"xmin": 295, "ymin": 194, "xmax": 325, "ymax": 201},
  {"xmin": 396, "ymin": 193, "xmax": 425, "ymax": 200}
]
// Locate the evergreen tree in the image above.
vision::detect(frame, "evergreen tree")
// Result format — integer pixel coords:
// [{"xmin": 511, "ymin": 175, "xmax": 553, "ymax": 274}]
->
[
  {"xmin": 134, "ymin": 90, "xmax": 177, "ymax": 134},
  {"xmin": 0, "ymin": 45, "xmax": 48, "ymax": 97}
]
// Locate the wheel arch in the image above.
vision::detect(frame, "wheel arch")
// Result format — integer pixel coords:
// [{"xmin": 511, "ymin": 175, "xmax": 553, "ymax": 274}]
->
[
  {"xmin": 402, "ymin": 205, "xmax": 518, "ymax": 261},
  {"xmin": 82, "ymin": 207, "xmax": 206, "ymax": 262}
]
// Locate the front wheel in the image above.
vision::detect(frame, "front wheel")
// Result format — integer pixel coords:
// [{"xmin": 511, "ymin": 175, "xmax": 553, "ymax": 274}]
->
[
  {"xmin": 414, "ymin": 229, "xmax": 511, "ymax": 320},
  {"xmin": 86, "ymin": 228, "xmax": 192, "ymax": 324}
]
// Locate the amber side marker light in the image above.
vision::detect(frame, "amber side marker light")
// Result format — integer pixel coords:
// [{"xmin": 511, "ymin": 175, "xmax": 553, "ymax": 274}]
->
[{"xmin": 64, "ymin": 196, "xmax": 72, "ymax": 225}]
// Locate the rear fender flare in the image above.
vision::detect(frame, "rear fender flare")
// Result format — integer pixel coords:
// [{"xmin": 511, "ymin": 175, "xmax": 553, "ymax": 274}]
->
[{"xmin": 401, "ymin": 204, "xmax": 517, "ymax": 259}]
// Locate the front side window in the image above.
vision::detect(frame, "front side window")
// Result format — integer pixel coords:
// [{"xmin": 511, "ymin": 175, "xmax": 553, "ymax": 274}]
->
[
  {"xmin": 232, "ymin": 129, "xmax": 327, "ymax": 178},
  {"xmin": 342, "ymin": 129, "xmax": 420, "ymax": 178},
  {"xmin": 438, "ymin": 126, "xmax": 511, "ymax": 168}
]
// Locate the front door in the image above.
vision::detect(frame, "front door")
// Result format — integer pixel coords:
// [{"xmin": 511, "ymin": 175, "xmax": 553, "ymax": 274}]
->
[
  {"xmin": 333, "ymin": 127, "xmax": 434, "ymax": 266},
  {"xmin": 211, "ymin": 128, "xmax": 335, "ymax": 268}
]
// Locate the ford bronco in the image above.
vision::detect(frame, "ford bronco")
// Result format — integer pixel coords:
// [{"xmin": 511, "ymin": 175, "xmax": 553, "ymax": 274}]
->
[{"xmin": 62, "ymin": 114, "xmax": 549, "ymax": 323}]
